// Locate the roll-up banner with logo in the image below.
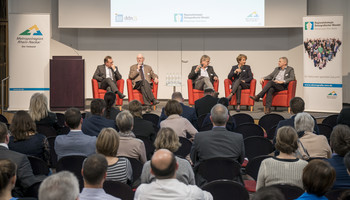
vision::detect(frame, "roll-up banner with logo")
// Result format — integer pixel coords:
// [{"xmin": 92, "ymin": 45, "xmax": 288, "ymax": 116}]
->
[
  {"xmin": 303, "ymin": 16, "xmax": 343, "ymax": 113},
  {"xmin": 8, "ymin": 14, "xmax": 50, "ymax": 110}
]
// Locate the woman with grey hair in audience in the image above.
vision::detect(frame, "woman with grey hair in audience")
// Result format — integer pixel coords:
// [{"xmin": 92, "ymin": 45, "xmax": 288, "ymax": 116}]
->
[
  {"xmin": 294, "ymin": 112, "xmax": 331, "ymax": 160},
  {"xmin": 116, "ymin": 110, "xmax": 147, "ymax": 163},
  {"xmin": 140, "ymin": 127, "xmax": 195, "ymax": 185}
]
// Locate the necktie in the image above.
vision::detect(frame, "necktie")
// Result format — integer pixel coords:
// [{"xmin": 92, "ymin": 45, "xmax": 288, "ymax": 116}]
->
[
  {"xmin": 109, "ymin": 69, "xmax": 114, "ymax": 80},
  {"xmin": 139, "ymin": 66, "xmax": 145, "ymax": 80}
]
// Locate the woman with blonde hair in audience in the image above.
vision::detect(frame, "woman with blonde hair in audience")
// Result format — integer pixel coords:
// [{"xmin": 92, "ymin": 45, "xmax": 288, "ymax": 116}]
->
[
  {"xmin": 328, "ymin": 124, "xmax": 350, "ymax": 189},
  {"xmin": 160, "ymin": 100, "xmax": 198, "ymax": 138},
  {"xmin": 296, "ymin": 160, "xmax": 336, "ymax": 200},
  {"xmin": 28, "ymin": 93, "xmax": 59, "ymax": 135},
  {"xmin": 96, "ymin": 127, "xmax": 132, "ymax": 185},
  {"xmin": 294, "ymin": 112, "xmax": 332, "ymax": 160},
  {"xmin": 140, "ymin": 127, "xmax": 195, "ymax": 185},
  {"xmin": 8, "ymin": 111, "xmax": 50, "ymax": 165},
  {"xmin": 0, "ymin": 159, "xmax": 17, "ymax": 200},
  {"xmin": 116, "ymin": 110, "xmax": 147, "ymax": 163},
  {"xmin": 256, "ymin": 126, "xmax": 308, "ymax": 190}
]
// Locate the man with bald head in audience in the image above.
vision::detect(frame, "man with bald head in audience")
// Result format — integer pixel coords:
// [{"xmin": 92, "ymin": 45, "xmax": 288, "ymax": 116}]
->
[
  {"xmin": 135, "ymin": 149, "xmax": 213, "ymax": 200},
  {"xmin": 191, "ymin": 104, "xmax": 245, "ymax": 186}
]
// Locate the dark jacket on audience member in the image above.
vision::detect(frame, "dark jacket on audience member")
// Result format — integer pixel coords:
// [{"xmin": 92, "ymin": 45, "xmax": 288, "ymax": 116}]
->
[
  {"xmin": 158, "ymin": 103, "xmax": 198, "ymax": 129},
  {"xmin": 132, "ymin": 116, "xmax": 157, "ymax": 142},
  {"xmin": 194, "ymin": 95, "xmax": 219, "ymax": 117},
  {"xmin": 82, "ymin": 115, "xmax": 117, "ymax": 136}
]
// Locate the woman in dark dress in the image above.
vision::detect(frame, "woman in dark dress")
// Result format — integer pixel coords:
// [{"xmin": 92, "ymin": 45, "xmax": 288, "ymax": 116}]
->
[
  {"xmin": 8, "ymin": 111, "xmax": 50, "ymax": 165},
  {"xmin": 227, "ymin": 54, "xmax": 253, "ymax": 112}
]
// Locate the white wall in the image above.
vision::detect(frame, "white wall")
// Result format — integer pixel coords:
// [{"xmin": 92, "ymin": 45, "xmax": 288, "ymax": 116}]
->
[{"xmin": 9, "ymin": 0, "xmax": 350, "ymax": 104}]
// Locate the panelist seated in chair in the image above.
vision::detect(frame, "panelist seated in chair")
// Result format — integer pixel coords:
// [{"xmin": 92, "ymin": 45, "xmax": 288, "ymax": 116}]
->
[
  {"xmin": 250, "ymin": 57, "xmax": 295, "ymax": 114},
  {"xmin": 129, "ymin": 54, "xmax": 159, "ymax": 107},
  {"xmin": 188, "ymin": 55, "xmax": 218, "ymax": 91},
  {"xmin": 226, "ymin": 54, "xmax": 253, "ymax": 112},
  {"xmin": 93, "ymin": 55, "xmax": 125, "ymax": 99}
]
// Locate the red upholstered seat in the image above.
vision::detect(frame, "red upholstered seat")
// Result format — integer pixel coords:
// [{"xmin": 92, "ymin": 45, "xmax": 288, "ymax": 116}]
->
[
  {"xmin": 262, "ymin": 80, "xmax": 297, "ymax": 113},
  {"xmin": 126, "ymin": 79, "xmax": 158, "ymax": 105},
  {"xmin": 224, "ymin": 78, "xmax": 257, "ymax": 111},
  {"xmin": 187, "ymin": 79, "xmax": 219, "ymax": 106},
  {"xmin": 91, "ymin": 79, "xmax": 124, "ymax": 109}
]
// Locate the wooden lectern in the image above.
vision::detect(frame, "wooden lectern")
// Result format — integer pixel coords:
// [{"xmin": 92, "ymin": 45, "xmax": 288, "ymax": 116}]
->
[{"xmin": 50, "ymin": 56, "xmax": 85, "ymax": 111}]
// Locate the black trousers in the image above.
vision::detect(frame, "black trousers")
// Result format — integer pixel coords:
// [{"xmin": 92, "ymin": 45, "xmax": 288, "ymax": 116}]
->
[{"xmin": 258, "ymin": 81, "xmax": 287, "ymax": 108}]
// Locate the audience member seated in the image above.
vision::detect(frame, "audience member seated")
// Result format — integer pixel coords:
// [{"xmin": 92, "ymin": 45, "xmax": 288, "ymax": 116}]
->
[
  {"xmin": 160, "ymin": 100, "xmax": 198, "ymax": 138},
  {"xmin": 194, "ymin": 88, "xmax": 219, "ymax": 117},
  {"xmin": 103, "ymin": 92, "xmax": 121, "ymax": 121},
  {"xmin": 337, "ymin": 107, "xmax": 350, "ymax": 127},
  {"xmin": 55, "ymin": 108, "xmax": 96, "ymax": 161},
  {"xmin": 0, "ymin": 122, "xmax": 42, "ymax": 197},
  {"xmin": 328, "ymin": 125, "xmax": 350, "ymax": 189},
  {"xmin": 252, "ymin": 186, "xmax": 286, "ymax": 200},
  {"xmin": 201, "ymin": 97, "xmax": 236, "ymax": 131},
  {"xmin": 8, "ymin": 111, "xmax": 50, "ymax": 165},
  {"xmin": 116, "ymin": 110, "xmax": 147, "ymax": 163},
  {"xmin": 96, "ymin": 128, "xmax": 132, "ymax": 185},
  {"xmin": 28, "ymin": 93, "xmax": 60, "ymax": 133},
  {"xmin": 0, "ymin": 159, "xmax": 20, "ymax": 200},
  {"xmin": 141, "ymin": 127, "xmax": 195, "ymax": 185},
  {"xmin": 276, "ymin": 97, "xmax": 320, "ymax": 136},
  {"xmin": 190, "ymin": 104, "xmax": 245, "ymax": 186},
  {"xmin": 39, "ymin": 171, "xmax": 79, "ymax": 200},
  {"xmin": 129, "ymin": 100, "xmax": 156, "ymax": 142},
  {"xmin": 135, "ymin": 149, "xmax": 213, "ymax": 200},
  {"xmin": 295, "ymin": 160, "xmax": 336, "ymax": 200},
  {"xmin": 256, "ymin": 126, "xmax": 307, "ymax": 190},
  {"xmin": 158, "ymin": 92, "xmax": 198, "ymax": 129},
  {"xmin": 294, "ymin": 113, "xmax": 331, "ymax": 160},
  {"xmin": 80, "ymin": 154, "xmax": 121, "ymax": 200},
  {"xmin": 82, "ymin": 99, "xmax": 117, "ymax": 137}
]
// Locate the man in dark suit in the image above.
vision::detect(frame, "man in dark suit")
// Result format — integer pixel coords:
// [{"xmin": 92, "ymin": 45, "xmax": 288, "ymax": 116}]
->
[
  {"xmin": 194, "ymin": 88, "xmax": 219, "ymax": 117},
  {"xmin": 0, "ymin": 122, "xmax": 42, "ymax": 197},
  {"xmin": 129, "ymin": 54, "xmax": 159, "ymax": 111},
  {"xmin": 93, "ymin": 56, "xmax": 125, "ymax": 99},
  {"xmin": 82, "ymin": 99, "xmax": 117, "ymax": 136},
  {"xmin": 188, "ymin": 55, "xmax": 218, "ymax": 90},
  {"xmin": 190, "ymin": 104, "xmax": 245, "ymax": 186},
  {"xmin": 250, "ymin": 57, "xmax": 295, "ymax": 114},
  {"xmin": 158, "ymin": 92, "xmax": 198, "ymax": 129}
]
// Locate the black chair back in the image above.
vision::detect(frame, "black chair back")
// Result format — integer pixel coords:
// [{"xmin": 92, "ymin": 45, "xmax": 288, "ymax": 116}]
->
[
  {"xmin": 124, "ymin": 157, "xmax": 143, "ymax": 185},
  {"xmin": 267, "ymin": 125, "xmax": 277, "ymax": 140},
  {"xmin": 325, "ymin": 188, "xmax": 350, "ymax": 200},
  {"xmin": 103, "ymin": 181, "xmax": 134, "ymax": 200},
  {"xmin": 142, "ymin": 113, "xmax": 160, "ymax": 132},
  {"xmin": 137, "ymin": 137, "xmax": 155, "ymax": 160},
  {"xmin": 232, "ymin": 113, "xmax": 254, "ymax": 127},
  {"xmin": 271, "ymin": 184, "xmax": 304, "ymax": 200},
  {"xmin": 197, "ymin": 114, "xmax": 208, "ymax": 128},
  {"xmin": 259, "ymin": 113, "xmax": 284, "ymax": 132},
  {"xmin": 202, "ymin": 180, "xmax": 249, "ymax": 200},
  {"xmin": 322, "ymin": 114, "xmax": 339, "ymax": 128},
  {"xmin": 47, "ymin": 136, "xmax": 58, "ymax": 168},
  {"xmin": 235, "ymin": 123, "xmax": 265, "ymax": 139},
  {"xmin": 27, "ymin": 156, "xmax": 50, "ymax": 176},
  {"xmin": 55, "ymin": 112, "xmax": 70, "ymax": 135},
  {"xmin": 56, "ymin": 155, "xmax": 87, "ymax": 191},
  {"xmin": 244, "ymin": 136, "xmax": 274, "ymax": 161},
  {"xmin": 198, "ymin": 157, "xmax": 243, "ymax": 184},
  {"xmin": 36, "ymin": 124, "xmax": 57, "ymax": 137},
  {"xmin": 317, "ymin": 123, "xmax": 333, "ymax": 139},
  {"xmin": 245, "ymin": 155, "xmax": 272, "ymax": 181},
  {"xmin": 174, "ymin": 137, "xmax": 192, "ymax": 158}
]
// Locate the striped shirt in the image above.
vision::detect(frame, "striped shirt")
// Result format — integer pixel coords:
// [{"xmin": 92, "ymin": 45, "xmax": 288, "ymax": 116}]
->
[{"xmin": 106, "ymin": 157, "xmax": 133, "ymax": 184}]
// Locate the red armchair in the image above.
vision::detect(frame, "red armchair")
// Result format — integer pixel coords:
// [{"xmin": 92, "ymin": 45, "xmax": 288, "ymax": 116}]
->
[
  {"xmin": 224, "ymin": 78, "xmax": 256, "ymax": 111},
  {"xmin": 262, "ymin": 80, "xmax": 297, "ymax": 113},
  {"xmin": 91, "ymin": 79, "xmax": 124, "ymax": 110},
  {"xmin": 127, "ymin": 79, "xmax": 158, "ymax": 106},
  {"xmin": 187, "ymin": 79, "xmax": 219, "ymax": 106}
]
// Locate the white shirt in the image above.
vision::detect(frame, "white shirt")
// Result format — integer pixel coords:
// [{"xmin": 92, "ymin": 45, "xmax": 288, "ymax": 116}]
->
[
  {"xmin": 200, "ymin": 67, "xmax": 209, "ymax": 78},
  {"xmin": 275, "ymin": 67, "xmax": 287, "ymax": 82},
  {"xmin": 0, "ymin": 143, "xmax": 8, "ymax": 149},
  {"xmin": 134, "ymin": 179, "xmax": 213, "ymax": 200},
  {"xmin": 105, "ymin": 65, "xmax": 114, "ymax": 80}
]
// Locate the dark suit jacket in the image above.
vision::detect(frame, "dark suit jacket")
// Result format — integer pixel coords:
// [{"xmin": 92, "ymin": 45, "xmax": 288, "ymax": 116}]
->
[
  {"xmin": 190, "ymin": 127, "xmax": 245, "ymax": 170},
  {"xmin": 82, "ymin": 115, "xmax": 117, "ymax": 136},
  {"xmin": 194, "ymin": 95, "xmax": 219, "ymax": 117},
  {"xmin": 337, "ymin": 108, "xmax": 350, "ymax": 127},
  {"xmin": 264, "ymin": 66, "xmax": 295, "ymax": 84},
  {"xmin": 227, "ymin": 65, "xmax": 253, "ymax": 84},
  {"xmin": 132, "ymin": 117, "xmax": 157, "ymax": 142},
  {"xmin": 0, "ymin": 145, "xmax": 42, "ymax": 196},
  {"xmin": 93, "ymin": 64, "xmax": 122, "ymax": 87},
  {"xmin": 158, "ymin": 103, "xmax": 198, "ymax": 129},
  {"xmin": 188, "ymin": 65, "xmax": 218, "ymax": 85}
]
